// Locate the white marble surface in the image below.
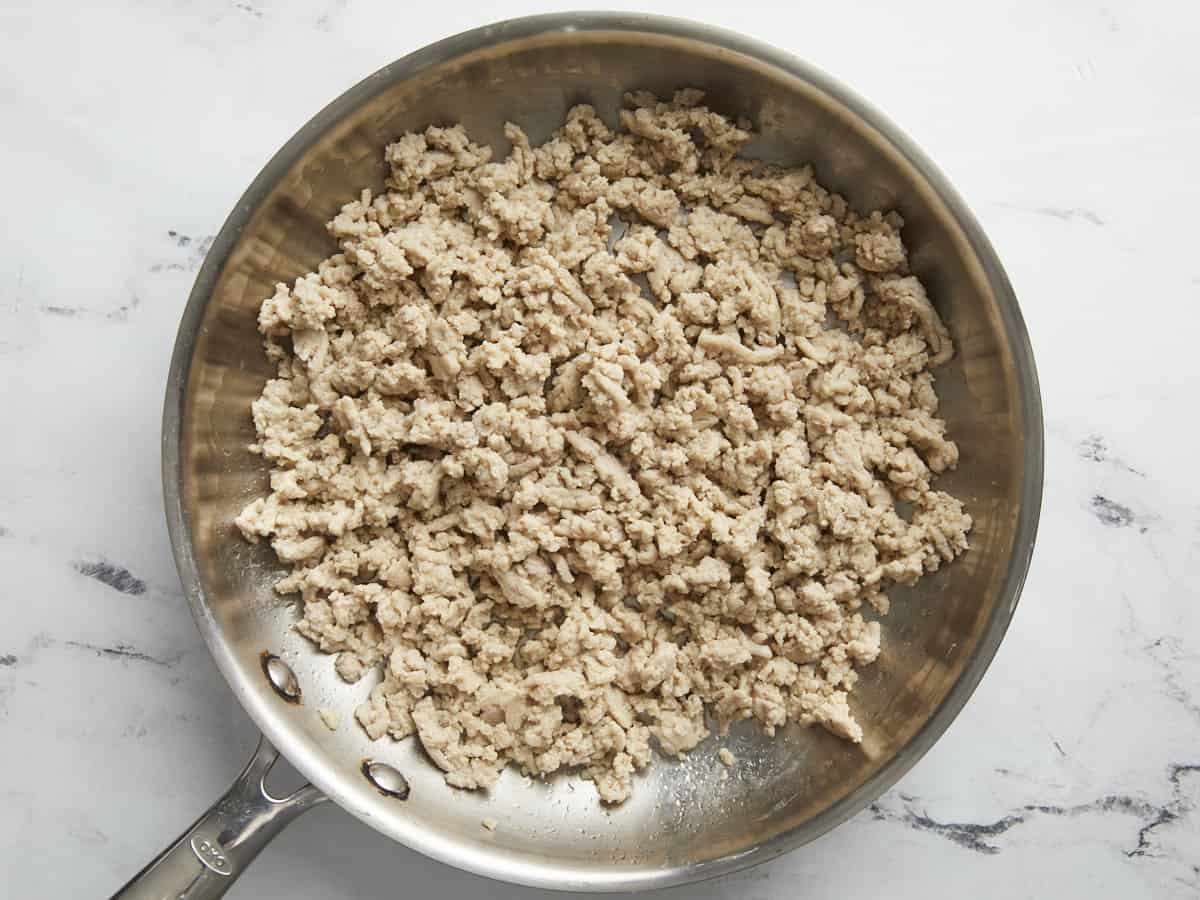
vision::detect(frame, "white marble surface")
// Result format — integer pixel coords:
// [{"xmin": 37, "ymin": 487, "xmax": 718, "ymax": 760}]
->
[{"xmin": 2, "ymin": 0, "xmax": 1197, "ymax": 896}]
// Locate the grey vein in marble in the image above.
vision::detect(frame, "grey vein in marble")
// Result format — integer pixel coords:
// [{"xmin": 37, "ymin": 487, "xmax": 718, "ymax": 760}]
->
[
  {"xmin": 63, "ymin": 640, "xmax": 179, "ymax": 669},
  {"xmin": 1127, "ymin": 765, "xmax": 1200, "ymax": 859},
  {"xmin": 315, "ymin": 0, "xmax": 349, "ymax": 31},
  {"xmin": 1077, "ymin": 434, "xmax": 1145, "ymax": 477},
  {"xmin": 871, "ymin": 763, "xmax": 1199, "ymax": 858},
  {"xmin": 150, "ymin": 230, "xmax": 214, "ymax": 273},
  {"xmin": 1145, "ymin": 636, "xmax": 1200, "ymax": 723},
  {"xmin": 37, "ymin": 295, "xmax": 140, "ymax": 323},
  {"xmin": 72, "ymin": 558, "xmax": 147, "ymax": 596},
  {"xmin": 867, "ymin": 802, "xmax": 1025, "ymax": 854},
  {"xmin": 1090, "ymin": 494, "xmax": 1141, "ymax": 530},
  {"xmin": 995, "ymin": 203, "xmax": 1107, "ymax": 226},
  {"xmin": 41, "ymin": 305, "xmax": 85, "ymax": 318},
  {"xmin": 1034, "ymin": 206, "xmax": 1106, "ymax": 225}
]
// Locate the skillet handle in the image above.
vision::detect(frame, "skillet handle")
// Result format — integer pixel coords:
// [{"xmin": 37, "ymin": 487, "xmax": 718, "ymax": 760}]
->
[{"xmin": 109, "ymin": 735, "xmax": 326, "ymax": 900}]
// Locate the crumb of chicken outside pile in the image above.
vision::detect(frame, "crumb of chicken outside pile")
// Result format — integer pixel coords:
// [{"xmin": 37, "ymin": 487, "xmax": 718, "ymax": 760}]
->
[
  {"xmin": 235, "ymin": 88, "xmax": 971, "ymax": 805},
  {"xmin": 318, "ymin": 706, "xmax": 342, "ymax": 731}
]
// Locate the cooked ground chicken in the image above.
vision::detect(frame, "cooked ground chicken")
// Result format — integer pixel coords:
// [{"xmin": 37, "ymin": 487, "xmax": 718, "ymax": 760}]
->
[
  {"xmin": 317, "ymin": 706, "xmax": 342, "ymax": 731},
  {"xmin": 236, "ymin": 90, "xmax": 971, "ymax": 804}
]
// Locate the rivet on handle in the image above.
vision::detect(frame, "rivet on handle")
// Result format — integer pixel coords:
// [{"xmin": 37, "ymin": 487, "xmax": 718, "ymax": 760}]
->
[
  {"xmin": 362, "ymin": 761, "xmax": 410, "ymax": 800},
  {"xmin": 260, "ymin": 653, "xmax": 301, "ymax": 703},
  {"xmin": 189, "ymin": 834, "xmax": 232, "ymax": 876}
]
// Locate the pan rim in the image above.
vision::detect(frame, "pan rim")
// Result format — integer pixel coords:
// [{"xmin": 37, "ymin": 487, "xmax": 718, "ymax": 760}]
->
[{"xmin": 162, "ymin": 10, "xmax": 1044, "ymax": 892}]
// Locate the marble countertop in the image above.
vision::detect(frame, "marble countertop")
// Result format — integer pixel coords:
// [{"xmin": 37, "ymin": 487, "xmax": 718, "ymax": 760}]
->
[{"xmin": 2, "ymin": 0, "xmax": 1197, "ymax": 896}]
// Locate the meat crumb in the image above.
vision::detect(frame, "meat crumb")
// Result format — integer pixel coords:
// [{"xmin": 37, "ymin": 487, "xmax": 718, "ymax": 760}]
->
[
  {"xmin": 318, "ymin": 707, "xmax": 342, "ymax": 731},
  {"xmin": 718, "ymin": 748, "xmax": 736, "ymax": 767},
  {"xmin": 238, "ymin": 90, "xmax": 971, "ymax": 805}
]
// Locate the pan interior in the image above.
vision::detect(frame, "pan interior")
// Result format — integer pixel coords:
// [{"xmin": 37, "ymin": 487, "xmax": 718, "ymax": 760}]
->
[{"xmin": 169, "ymin": 15, "xmax": 1039, "ymax": 892}]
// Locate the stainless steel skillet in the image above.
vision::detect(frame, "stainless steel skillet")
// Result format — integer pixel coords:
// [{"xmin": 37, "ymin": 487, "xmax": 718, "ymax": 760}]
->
[{"xmin": 115, "ymin": 12, "xmax": 1043, "ymax": 898}]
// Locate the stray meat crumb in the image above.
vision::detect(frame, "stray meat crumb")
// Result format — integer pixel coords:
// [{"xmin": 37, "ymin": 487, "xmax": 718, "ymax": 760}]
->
[
  {"xmin": 718, "ymin": 748, "xmax": 736, "ymax": 767},
  {"xmin": 318, "ymin": 707, "xmax": 342, "ymax": 731}
]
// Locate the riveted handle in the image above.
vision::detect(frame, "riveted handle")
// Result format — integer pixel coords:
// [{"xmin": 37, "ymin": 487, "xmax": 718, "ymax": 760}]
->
[{"xmin": 110, "ymin": 736, "xmax": 326, "ymax": 899}]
